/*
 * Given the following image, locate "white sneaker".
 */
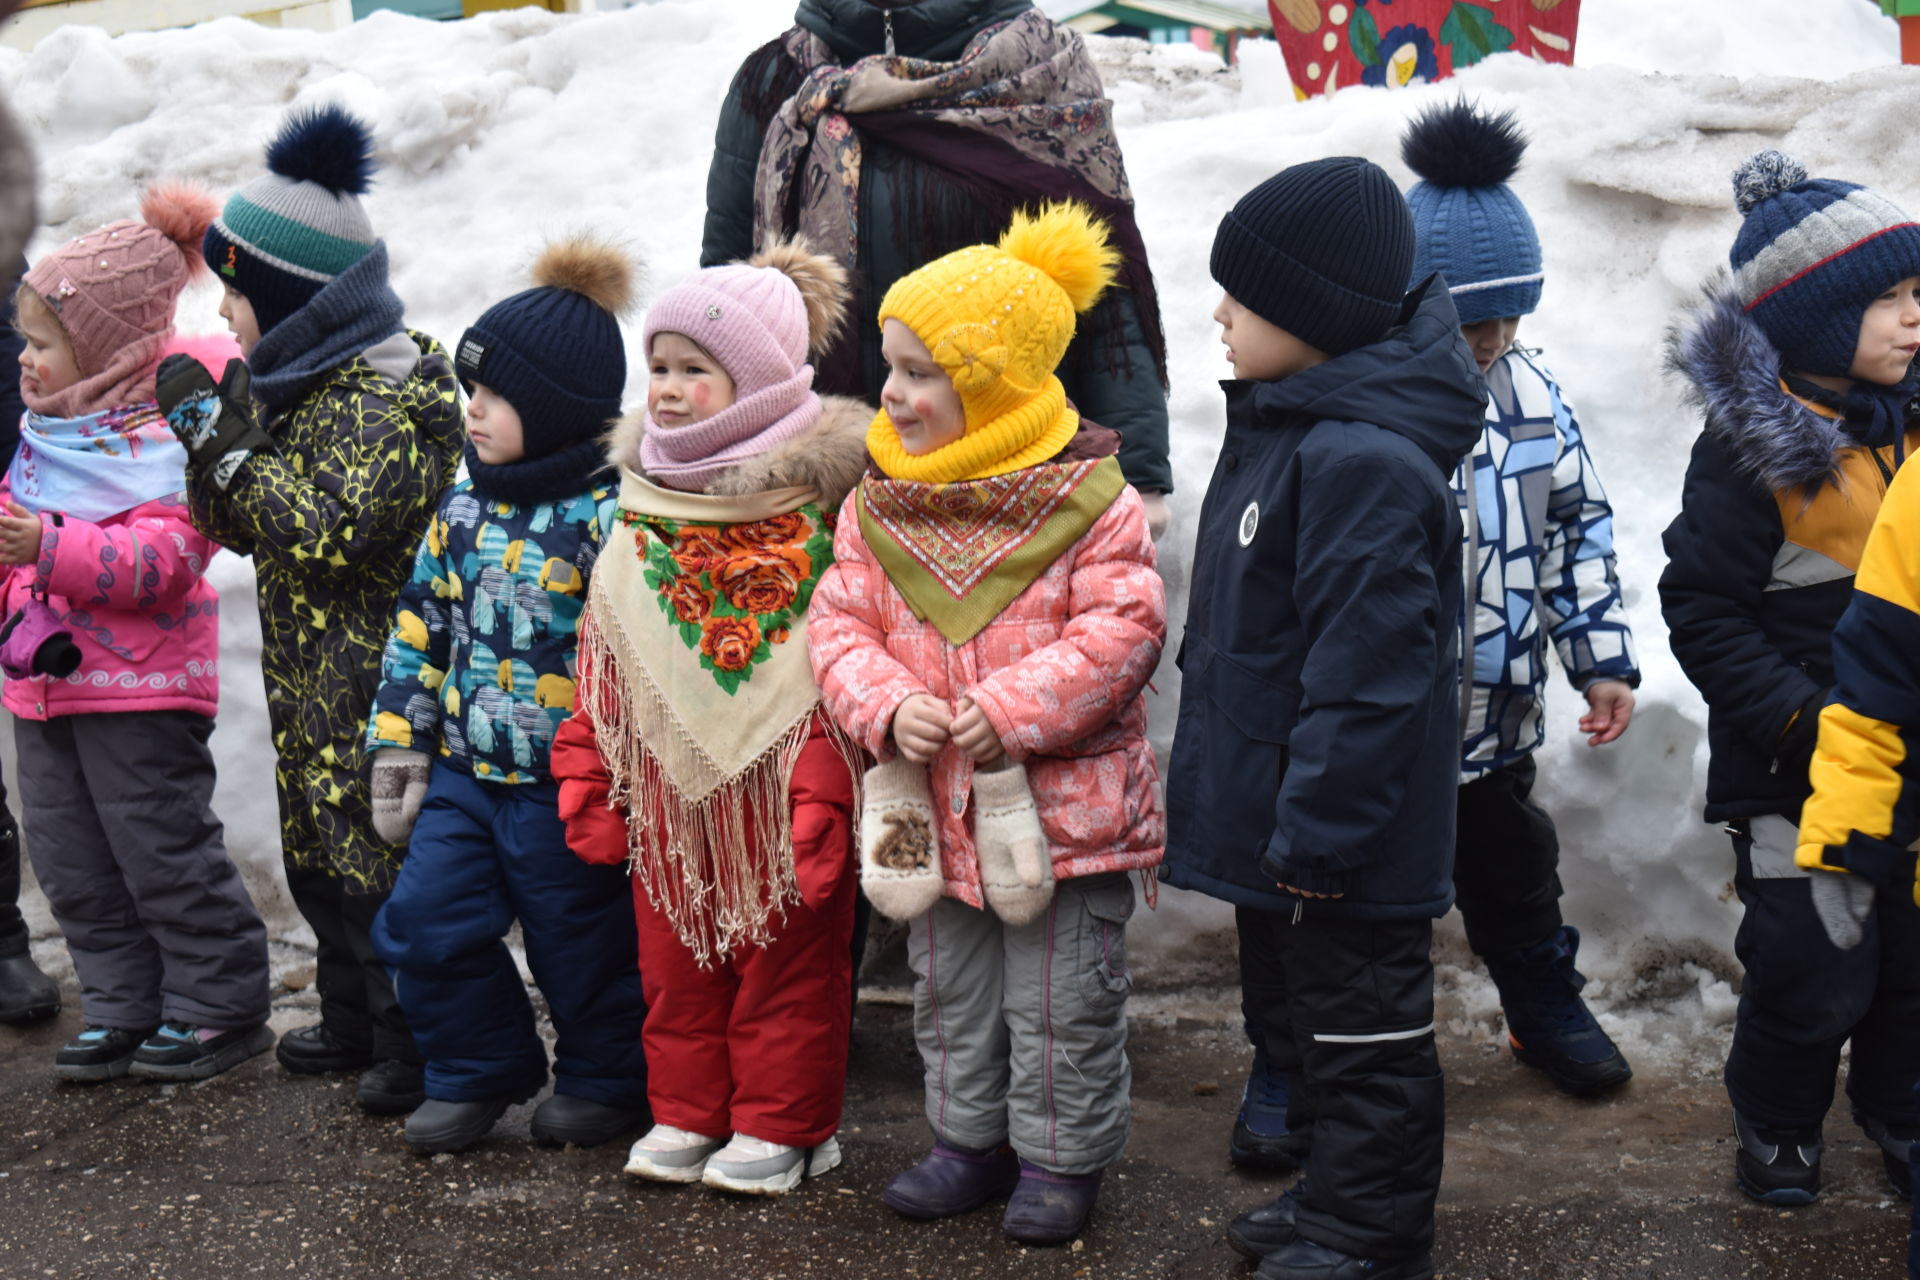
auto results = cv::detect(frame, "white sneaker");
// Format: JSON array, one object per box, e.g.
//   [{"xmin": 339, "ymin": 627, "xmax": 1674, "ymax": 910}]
[
  {"xmin": 701, "ymin": 1133, "xmax": 843, "ymax": 1195},
  {"xmin": 624, "ymin": 1124, "xmax": 728, "ymax": 1183}
]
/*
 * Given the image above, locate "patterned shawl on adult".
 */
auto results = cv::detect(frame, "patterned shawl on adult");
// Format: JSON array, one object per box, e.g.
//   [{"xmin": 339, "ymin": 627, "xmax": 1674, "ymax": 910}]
[{"xmin": 751, "ymin": 10, "xmax": 1167, "ymax": 393}]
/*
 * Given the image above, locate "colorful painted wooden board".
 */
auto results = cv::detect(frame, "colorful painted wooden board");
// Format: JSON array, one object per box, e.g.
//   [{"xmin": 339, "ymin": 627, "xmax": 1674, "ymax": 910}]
[{"xmin": 1266, "ymin": 0, "xmax": 1581, "ymax": 97}]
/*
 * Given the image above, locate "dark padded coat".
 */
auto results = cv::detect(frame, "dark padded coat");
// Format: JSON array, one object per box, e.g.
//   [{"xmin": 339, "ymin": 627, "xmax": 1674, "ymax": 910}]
[
  {"xmin": 1162, "ymin": 281, "xmax": 1485, "ymax": 919},
  {"xmin": 699, "ymin": 0, "xmax": 1172, "ymax": 495}
]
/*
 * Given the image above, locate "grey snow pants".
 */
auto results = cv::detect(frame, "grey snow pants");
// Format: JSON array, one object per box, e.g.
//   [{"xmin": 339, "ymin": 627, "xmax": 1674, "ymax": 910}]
[
  {"xmin": 16, "ymin": 711, "xmax": 270, "ymax": 1030},
  {"xmin": 906, "ymin": 871, "xmax": 1135, "ymax": 1176}
]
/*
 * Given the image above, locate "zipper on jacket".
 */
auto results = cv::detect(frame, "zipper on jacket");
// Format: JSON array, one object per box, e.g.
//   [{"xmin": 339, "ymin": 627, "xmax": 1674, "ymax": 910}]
[
  {"xmin": 1291, "ymin": 896, "xmax": 1303, "ymax": 925},
  {"xmin": 882, "ymin": 5, "xmax": 896, "ymax": 55}
]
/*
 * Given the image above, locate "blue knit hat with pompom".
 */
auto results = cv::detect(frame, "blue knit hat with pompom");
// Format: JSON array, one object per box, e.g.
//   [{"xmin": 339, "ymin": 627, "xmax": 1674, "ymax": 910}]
[
  {"xmin": 1402, "ymin": 97, "xmax": 1541, "ymax": 326},
  {"xmin": 204, "ymin": 105, "xmax": 380, "ymax": 337},
  {"xmin": 1729, "ymin": 150, "xmax": 1920, "ymax": 377}
]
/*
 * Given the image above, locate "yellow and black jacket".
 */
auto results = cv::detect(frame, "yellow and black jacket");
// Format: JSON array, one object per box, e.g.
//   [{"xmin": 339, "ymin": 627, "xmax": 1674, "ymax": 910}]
[
  {"xmin": 1797, "ymin": 455, "xmax": 1920, "ymax": 900},
  {"xmin": 1661, "ymin": 284, "xmax": 1917, "ymax": 824}
]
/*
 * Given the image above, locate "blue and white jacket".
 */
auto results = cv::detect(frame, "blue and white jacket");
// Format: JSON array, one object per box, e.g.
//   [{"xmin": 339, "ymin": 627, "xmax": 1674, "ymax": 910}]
[{"xmin": 1458, "ymin": 348, "xmax": 1638, "ymax": 779}]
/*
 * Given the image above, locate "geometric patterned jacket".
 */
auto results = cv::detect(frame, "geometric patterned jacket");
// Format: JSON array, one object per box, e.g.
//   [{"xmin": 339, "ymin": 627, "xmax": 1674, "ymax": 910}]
[{"xmin": 1458, "ymin": 347, "xmax": 1639, "ymax": 779}]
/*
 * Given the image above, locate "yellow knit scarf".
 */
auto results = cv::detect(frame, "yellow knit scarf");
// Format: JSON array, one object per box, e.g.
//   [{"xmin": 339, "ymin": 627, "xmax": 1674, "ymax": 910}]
[{"xmin": 865, "ymin": 376, "xmax": 1081, "ymax": 484}]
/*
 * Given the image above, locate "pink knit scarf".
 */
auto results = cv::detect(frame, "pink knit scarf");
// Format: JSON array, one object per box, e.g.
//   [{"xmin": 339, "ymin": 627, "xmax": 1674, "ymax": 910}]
[{"xmin": 638, "ymin": 366, "xmax": 824, "ymax": 492}]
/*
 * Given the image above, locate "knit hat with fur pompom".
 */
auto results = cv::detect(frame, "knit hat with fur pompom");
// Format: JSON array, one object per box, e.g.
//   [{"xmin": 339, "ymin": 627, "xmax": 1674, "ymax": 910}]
[
  {"xmin": 23, "ymin": 181, "xmax": 216, "ymax": 417},
  {"xmin": 871, "ymin": 201, "xmax": 1120, "ymax": 484},
  {"xmin": 1402, "ymin": 97, "xmax": 1542, "ymax": 325},
  {"xmin": 1729, "ymin": 149, "xmax": 1920, "ymax": 377},
  {"xmin": 457, "ymin": 236, "xmax": 637, "ymax": 461},
  {"xmin": 639, "ymin": 239, "xmax": 849, "ymax": 492}
]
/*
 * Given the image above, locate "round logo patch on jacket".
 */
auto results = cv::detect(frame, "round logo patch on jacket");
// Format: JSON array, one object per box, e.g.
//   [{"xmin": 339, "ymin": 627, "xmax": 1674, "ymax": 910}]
[{"xmin": 1238, "ymin": 501, "xmax": 1259, "ymax": 547}]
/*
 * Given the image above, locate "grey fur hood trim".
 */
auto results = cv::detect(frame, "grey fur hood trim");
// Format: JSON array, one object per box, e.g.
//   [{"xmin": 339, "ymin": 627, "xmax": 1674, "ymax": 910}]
[
  {"xmin": 1666, "ymin": 275, "xmax": 1874, "ymax": 495},
  {"xmin": 604, "ymin": 394, "xmax": 872, "ymax": 510}
]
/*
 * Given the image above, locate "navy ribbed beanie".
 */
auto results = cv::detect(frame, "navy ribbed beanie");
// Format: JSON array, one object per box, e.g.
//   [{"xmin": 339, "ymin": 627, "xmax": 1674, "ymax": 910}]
[
  {"xmin": 456, "ymin": 238, "xmax": 635, "ymax": 459},
  {"xmin": 1730, "ymin": 150, "xmax": 1920, "ymax": 377},
  {"xmin": 1210, "ymin": 157, "xmax": 1415, "ymax": 357}
]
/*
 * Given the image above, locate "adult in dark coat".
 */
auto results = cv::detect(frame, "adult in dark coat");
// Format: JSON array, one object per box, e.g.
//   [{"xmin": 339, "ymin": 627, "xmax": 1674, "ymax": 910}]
[{"xmin": 700, "ymin": 0, "xmax": 1174, "ymax": 525}]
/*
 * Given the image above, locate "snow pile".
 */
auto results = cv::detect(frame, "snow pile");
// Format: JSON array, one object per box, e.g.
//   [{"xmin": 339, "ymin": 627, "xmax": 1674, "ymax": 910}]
[{"xmin": 1, "ymin": 0, "xmax": 1913, "ymax": 1060}]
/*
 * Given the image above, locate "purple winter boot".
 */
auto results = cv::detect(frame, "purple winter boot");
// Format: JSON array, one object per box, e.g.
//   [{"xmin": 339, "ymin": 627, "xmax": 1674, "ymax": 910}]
[
  {"xmin": 1001, "ymin": 1158, "xmax": 1102, "ymax": 1245},
  {"xmin": 881, "ymin": 1142, "xmax": 1021, "ymax": 1219}
]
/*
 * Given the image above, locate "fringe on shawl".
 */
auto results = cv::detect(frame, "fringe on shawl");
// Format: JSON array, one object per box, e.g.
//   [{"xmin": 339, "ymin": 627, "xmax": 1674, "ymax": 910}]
[{"xmin": 579, "ymin": 581, "xmax": 864, "ymax": 969}]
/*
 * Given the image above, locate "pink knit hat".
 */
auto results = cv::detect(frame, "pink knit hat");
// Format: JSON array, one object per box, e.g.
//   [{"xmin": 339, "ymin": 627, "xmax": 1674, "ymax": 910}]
[
  {"xmin": 22, "ymin": 183, "xmax": 216, "ymax": 418},
  {"xmin": 639, "ymin": 241, "xmax": 848, "ymax": 491}
]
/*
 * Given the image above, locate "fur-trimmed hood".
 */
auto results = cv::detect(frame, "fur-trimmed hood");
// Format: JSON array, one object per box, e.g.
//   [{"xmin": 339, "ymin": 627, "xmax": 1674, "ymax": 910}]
[
  {"xmin": 604, "ymin": 393, "xmax": 872, "ymax": 510},
  {"xmin": 1667, "ymin": 276, "xmax": 1901, "ymax": 494}
]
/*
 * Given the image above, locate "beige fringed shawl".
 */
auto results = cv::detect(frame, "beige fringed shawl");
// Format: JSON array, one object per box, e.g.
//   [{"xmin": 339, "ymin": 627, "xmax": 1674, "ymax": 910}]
[{"xmin": 579, "ymin": 467, "xmax": 858, "ymax": 965}]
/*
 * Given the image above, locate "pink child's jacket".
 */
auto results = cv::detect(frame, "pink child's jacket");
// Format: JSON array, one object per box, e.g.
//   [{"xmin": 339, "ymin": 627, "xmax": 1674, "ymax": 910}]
[{"xmin": 808, "ymin": 481, "xmax": 1168, "ymax": 910}]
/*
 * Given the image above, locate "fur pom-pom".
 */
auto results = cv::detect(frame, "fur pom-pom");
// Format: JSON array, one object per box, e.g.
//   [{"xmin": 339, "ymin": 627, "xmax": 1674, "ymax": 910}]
[
  {"xmin": 265, "ymin": 104, "xmax": 376, "ymax": 195},
  {"xmin": 533, "ymin": 237, "xmax": 638, "ymax": 316},
  {"xmin": 1401, "ymin": 97, "xmax": 1526, "ymax": 189},
  {"xmin": 998, "ymin": 201, "xmax": 1120, "ymax": 315},
  {"xmin": 139, "ymin": 182, "xmax": 217, "ymax": 273},
  {"xmin": 749, "ymin": 237, "xmax": 848, "ymax": 357},
  {"xmin": 1733, "ymin": 150, "xmax": 1808, "ymax": 215}
]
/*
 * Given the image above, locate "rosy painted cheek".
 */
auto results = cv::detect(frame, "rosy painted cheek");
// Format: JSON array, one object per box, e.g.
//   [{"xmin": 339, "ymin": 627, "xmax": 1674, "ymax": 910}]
[
  {"xmin": 692, "ymin": 384, "xmax": 711, "ymax": 410},
  {"xmin": 911, "ymin": 397, "xmax": 932, "ymax": 419}
]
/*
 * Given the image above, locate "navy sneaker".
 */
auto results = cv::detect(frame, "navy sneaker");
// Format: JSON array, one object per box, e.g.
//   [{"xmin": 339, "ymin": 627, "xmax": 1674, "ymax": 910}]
[
  {"xmin": 55, "ymin": 1025, "xmax": 155, "ymax": 1083},
  {"xmin": 1484, "ymin": 926, "xmax": 1632, "ymax": 1096},
  {"xmin": 1254, "ymin": 1238, "xmax": 1434, "ymax": 1280},
  {"xmin": 128, "ymin": 1023, "xmax": 275, "ymax": 1082},
  {"xmin": 882, "ymin": 1143, "xmax": 1020, "ymax": 1219},
  {"xmin": 1853, "ymin": 1108, "xmax": 1914, "ymax": 1199},
  {"xmin": 1228, "ymin": 1179, "xmax": 1307, "ymax": 1259},
  {"xmin": 1733, "ymin": 1110, "xmax": 1821, "ymax": 1206},
  {"xmin": 1231, "ymin": 1045, "xmax": 1304, "ymax": 1170}
]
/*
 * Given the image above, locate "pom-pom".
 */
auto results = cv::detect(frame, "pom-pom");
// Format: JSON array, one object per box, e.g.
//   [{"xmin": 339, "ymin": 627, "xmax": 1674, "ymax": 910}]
[
  {"xmin": 749, "ymin": 237, "xmax": 849, "ymax": 357},
  {"xmin": 1401, "ymin": 97, "xmax": 1526, "ymax": 190},
  {"xmin": 531, "ymin": 237, "xmax": 638, "ymax": 317},
  {"xmin": 998, "ymin": 201, "xmax": 1120, "ymax": 315},
  {"xmin": 1733, "ymin": 150, "xmax": 1809, "ymax": 215},
  {"xmin": 139, "ymin": 182, "xmax": 217, "ymax": 274},
  {"xmin": 265, "ymin": 104, "xmax": 377, "ymax": 196}
]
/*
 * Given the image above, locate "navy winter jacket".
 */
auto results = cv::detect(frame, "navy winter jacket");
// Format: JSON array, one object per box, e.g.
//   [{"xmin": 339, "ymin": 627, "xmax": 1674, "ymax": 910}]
[{"xmin": 1162, "ymin": 281, "xmax": 1486, "ymax": 919}]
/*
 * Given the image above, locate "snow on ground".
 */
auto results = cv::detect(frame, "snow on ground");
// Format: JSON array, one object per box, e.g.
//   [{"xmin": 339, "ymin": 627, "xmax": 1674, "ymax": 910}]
[{"xmin": 0, "ymin": 0, "xmax": 1910, "ymax": 1069}]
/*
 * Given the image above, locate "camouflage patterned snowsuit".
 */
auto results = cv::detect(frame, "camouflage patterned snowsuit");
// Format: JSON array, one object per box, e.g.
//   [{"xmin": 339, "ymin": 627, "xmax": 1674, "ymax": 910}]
[{"xmin": 188, "ymin": 331, "xmax": 463, "ymax": 893}]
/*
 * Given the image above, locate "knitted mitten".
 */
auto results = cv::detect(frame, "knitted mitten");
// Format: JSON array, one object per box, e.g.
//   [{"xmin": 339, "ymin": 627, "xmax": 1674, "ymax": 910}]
[
  {"xmin": 860, "ymin": 759, "xmax": 944, "ymax": 921},
  {"xmin": 369, "ymin": 748, "xmax": 432, "ymax": 847},
  {"xmin": 973, "ymin": 759, "xmax": 1053, "ymax": 926}
]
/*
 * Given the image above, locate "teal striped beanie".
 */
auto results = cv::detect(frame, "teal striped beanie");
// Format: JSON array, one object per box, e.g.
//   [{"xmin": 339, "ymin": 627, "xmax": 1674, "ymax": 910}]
[{"xmin": 204, "ymin": 105, "xmax": 378, "ymax": 336}]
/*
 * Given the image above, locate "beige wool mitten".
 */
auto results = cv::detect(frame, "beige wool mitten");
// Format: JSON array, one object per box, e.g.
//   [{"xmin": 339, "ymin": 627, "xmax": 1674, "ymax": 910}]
[
  {"xmin": 972, "ymin": 759, "xmax": 1053, "ymax": 926},
  {"xmin": 860, "ymin": 759, "xmax": 944, "ymax": 921}
]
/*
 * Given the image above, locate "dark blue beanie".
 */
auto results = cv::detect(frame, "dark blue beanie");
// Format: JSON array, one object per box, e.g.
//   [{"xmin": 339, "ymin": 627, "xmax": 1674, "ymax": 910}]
[
  {"xmin": 1402, "ymin": 99, "xmax": 1542, "ymax": 326},
  {"xmin": 1210, "ymin": 157, "xmax": 1415, "ymax": 357},
  {"xmin": 1730, "ymin": 151, "xmax": 1920, "ymax": 378},
  {"xmin": 455, "ymin": 239, "xmax": 634, "ymax": 459}
]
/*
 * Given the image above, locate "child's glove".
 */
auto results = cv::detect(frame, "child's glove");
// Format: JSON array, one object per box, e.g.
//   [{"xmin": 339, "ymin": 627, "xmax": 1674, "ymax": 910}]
[
  {"xmin": 156, "ymin": 355, "xmax": 273, "ymax": 492},
  {"xmin": 859, "ymin": 759, "xmax": 943, "ymax": 921},
  {"xmin": 972, "ymin": 759, "xmax": 1052, "ymax": 925},
  {"xmin": 1807, "ymin": 867, "xmax": 1874, "ymax": 950},
  {"xmin": 369, "ymin": 748, "xmax": 432, "ymax": 847}
]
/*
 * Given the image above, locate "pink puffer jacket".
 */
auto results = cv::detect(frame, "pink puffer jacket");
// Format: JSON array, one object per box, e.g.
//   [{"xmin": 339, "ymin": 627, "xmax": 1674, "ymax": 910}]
[
  {"xmin": 809, "ymin": 482, "xmax": 1167, "ymax": 909},
  {"xmin": 0, "ymin": 488, "xmax": 219, "ymax": 721}
]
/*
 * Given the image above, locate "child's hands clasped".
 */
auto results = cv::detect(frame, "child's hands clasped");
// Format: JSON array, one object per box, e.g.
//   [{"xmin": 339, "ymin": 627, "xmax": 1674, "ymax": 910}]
[
  {"xmin": 892, "ymin": 694, "xmax": 953, "ymax": 764},
  {"xmin": 0, "ymin": 502, "xmax": 43, "ymax": 566},
  {"xmin": 951, "ymin": 696, "xmax": 1005, "ymax": 765}
]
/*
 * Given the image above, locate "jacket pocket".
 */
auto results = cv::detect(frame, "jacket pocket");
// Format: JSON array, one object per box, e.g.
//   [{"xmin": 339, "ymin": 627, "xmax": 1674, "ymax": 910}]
[{"xmin": 1075, "ymin": 874, "xmax": 1135, "ymax": 1013}]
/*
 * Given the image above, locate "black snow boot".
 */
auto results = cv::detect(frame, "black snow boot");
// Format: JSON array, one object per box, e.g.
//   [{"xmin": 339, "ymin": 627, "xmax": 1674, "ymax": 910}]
[{"xmin": 1483, "ymin": 925, "xmax": 1631, "ymax": 1096}]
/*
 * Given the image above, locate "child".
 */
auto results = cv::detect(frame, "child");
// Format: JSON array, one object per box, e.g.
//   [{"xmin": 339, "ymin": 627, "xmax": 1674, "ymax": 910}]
[
  {"xmin": 1, "ymin": 184, "xmax": 272, "ymax": 1080},
  {"xmin": 157, "ymin": 105, "xmax": 463, "ymax": 1114},
  {"xmin": 1793, "ymin": 457, "xmax": 1920, "ymax": 1272},
  {"xmin": 1662, "ymin": 150, "xmax": 1920, "ymax": 1206},
  {"xmin": 1161, "ymin": 157, "xmax": 1486, "ymax": 1280},
  {"xmin": 1406, "ymin": 99, "xmax": 1639, "ymax": 1094},
  {"xmin": 365, "ymin": 238, "xmax": 649, "ymax": 1156},
  {"xmin": 808, "ymin": 203, "xmax": 1166, "ymax": 1245},
  {"xmin": 552, "ymin": 242, "xmax": 869, "ymax": 1193}
]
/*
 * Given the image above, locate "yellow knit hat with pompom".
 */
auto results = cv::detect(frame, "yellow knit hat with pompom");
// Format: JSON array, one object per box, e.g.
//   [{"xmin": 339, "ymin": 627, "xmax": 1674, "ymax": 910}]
[{"xmin": 869, "ymin": 202, "xmax": 1121, "ymax": 483}]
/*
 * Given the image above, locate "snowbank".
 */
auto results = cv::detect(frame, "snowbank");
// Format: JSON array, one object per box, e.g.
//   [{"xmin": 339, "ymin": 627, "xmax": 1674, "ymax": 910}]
[{"xmin": 0, "ymin": 0, "xmax": 1910, "ymax": 1063}]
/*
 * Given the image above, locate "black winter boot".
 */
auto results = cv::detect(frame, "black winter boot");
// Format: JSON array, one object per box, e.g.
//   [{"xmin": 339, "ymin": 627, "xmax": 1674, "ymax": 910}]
[
  {"xmin": 0, "ymin": 952, "xmax": 59, "ymax": 1022},
  {"xmin": 1483, "ymin": 925, "xmax": 1631, "ymax": 1096},
  {"xmin": 1733, "ymin": 1110, "xmax": 1821, "ymax": 1206},
  {"xmin": 1254, "ymin": 1238, "xmax": 1434, "ymax": 1280}
]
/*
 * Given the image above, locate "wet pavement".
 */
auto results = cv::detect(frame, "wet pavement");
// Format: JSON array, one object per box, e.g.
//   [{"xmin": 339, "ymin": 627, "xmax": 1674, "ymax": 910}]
[{"xmin": 0, "ymin": 975, "xmax": 1907, "ymax": 1280}]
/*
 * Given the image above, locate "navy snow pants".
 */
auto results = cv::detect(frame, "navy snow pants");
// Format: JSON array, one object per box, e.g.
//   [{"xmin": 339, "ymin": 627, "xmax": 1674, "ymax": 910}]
[{"xmin": 373, "ymin": 764, "xmax": 647, "ymax": 1108}]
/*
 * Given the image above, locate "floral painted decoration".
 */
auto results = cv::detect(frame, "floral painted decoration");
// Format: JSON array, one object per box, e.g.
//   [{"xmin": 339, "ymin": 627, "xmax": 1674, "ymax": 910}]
[
  {"xmin": 1269, "ymin": 0, "xmax": 1578, "ymax": 98},
  {"xmin": 623, "ymin": 504, "xmax": 835, "ymax": 694}
]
